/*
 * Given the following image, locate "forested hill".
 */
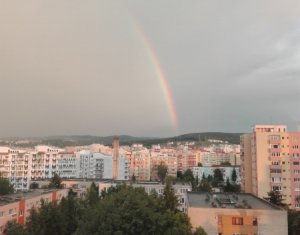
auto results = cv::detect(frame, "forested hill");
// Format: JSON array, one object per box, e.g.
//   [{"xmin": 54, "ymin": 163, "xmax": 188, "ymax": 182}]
[
  {"xmin": 0, "ymin": 132, "xmax": 242, "ymax": 148},
  {"xmin": 40, "ymin": 132, "xmax": 242, "ymax": 147}
]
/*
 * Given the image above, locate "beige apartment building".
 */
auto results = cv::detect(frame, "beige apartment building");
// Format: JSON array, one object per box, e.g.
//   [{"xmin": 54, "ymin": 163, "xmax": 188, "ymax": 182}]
[
  {"xmin": 0, "ymin": 189, "xmax": 68, "ymax": 234},
  {"xmin": 241, "ymin": 125, "xmax": 300, "ymax": 210},
  {"xmin": 187, "ymin": 192, "xmax": 288, "ymax": 235}
]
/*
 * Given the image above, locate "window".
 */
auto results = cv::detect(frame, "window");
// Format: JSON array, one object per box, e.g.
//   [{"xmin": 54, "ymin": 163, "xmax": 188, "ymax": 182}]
[
  {"xmin": 19, "ymin": 210, "xmax": 23, "ymax": 216},
  {"xmin": 294, "ymin": 170, "xmax": 300, "ymax": 174},
  {"xmin": 272, "ymin": 177, "xmax": 281, "ymax": 183},
  {"xmin": 253, "ymin": 217, "xmax": 258, "ymax": 226},
  {"xmin": 0, "ymin": 211, "xmax": 4, "ymax": 217},
  {"xmin": 294, "ymin": 178, "xmax": 300, "ymax": 182},
  {"xmin": 294, "ymin": 162, "xmax": 300, "ymax": 165},
  {"xmin": 272, "ymin": 186, "xmax": 282, "ymax": 191},
  {"xmin": 270, "ymin": 169, "xmax": 281, "ymax": 174},
  {"xmin": 232, "ymin": 217, "xmax": 243, "ymax": 225},
  {"xmin": 9, "ymin": 209, "xmax": 13, "ymax": 215}
]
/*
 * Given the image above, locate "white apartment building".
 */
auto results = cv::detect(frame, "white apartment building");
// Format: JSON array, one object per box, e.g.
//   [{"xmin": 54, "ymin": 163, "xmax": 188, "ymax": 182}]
[
  {"xmin": 77, "ymin": 151, "xmax": 129, "ymax": 180},
  {"xmin": 0, "ymin": 145, "xmax": 129, "ymax": 191}
]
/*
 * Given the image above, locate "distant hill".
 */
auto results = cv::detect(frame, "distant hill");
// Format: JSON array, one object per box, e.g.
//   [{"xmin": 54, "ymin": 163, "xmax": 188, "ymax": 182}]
[
  {"xmin": 0, "ymin": 132, "xmax": 242, "ymax": 148},
  {"xmin": 39, "ymin": 132, "xmax": 241, "ymax": 147}
]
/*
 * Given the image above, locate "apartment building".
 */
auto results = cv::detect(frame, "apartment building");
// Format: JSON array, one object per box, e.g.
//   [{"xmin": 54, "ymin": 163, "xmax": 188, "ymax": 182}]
[
  {"xmin": 0, "ymin": 145, "xmax": 129, "ymax": 191},
  {"xmin": 0, "ymin": 189, "xmax": 68, "ymax": 235},
  {"xmin": 187, "ymin": 192, "xmax": 288, "ymax": 235},
  {"xmin": 150, "ymin": 147, "xmax": 177, "ymax": 180},
  {"xmin": 123, "ymin": 146, "xmax": 151, "ymax": 181},
  {"xmin": 57, "ymin": 152, "xmax": 78, "ymax": 178},
  {"xmin": 0, "ymin": 147, "xmax": 32, "ymax": 191},
  {"xmin": 76, "ymin": 151, "xmax": 129, "ymax": 180},
  {"xmin": 240, "ymin": 125, "xmax": 300, "ymax": 210}
]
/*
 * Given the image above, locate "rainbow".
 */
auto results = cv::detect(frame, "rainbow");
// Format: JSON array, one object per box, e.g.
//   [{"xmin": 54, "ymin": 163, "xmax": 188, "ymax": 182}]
[{"xmin": 133, "ymin": 24, "xmax": 179, "ymax": 131}]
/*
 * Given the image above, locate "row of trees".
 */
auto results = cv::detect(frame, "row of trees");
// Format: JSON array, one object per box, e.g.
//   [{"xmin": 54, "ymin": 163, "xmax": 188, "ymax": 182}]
[
  {"xmin": 5, "ymin": 179, "xmax": 207, "ymax": 235},
  {"xmin": 175, "ymin": 168, "xmax": 240, "ymax": 193}
]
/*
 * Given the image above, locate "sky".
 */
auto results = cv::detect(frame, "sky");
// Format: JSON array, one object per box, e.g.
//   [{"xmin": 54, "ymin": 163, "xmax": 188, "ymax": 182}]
[{"xmin": 0, "ymin": 1, "xmax": 300, "ymax": 137}]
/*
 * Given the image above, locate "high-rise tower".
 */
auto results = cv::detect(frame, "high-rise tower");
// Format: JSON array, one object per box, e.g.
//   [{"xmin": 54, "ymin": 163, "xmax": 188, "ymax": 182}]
[{"xmin": 241, "ymin": 125, "xmax": 300, "ymax": 210}]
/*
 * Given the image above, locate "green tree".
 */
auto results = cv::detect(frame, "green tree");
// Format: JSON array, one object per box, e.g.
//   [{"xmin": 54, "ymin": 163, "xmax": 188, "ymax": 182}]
[
  {"xmin": 157, "ymin": 162, "xmax": 168, "ymax": 183},
  {"xmin": 288, "ymin": 209, "xmax": 300, "ymax": 235},
  {"xmin": 4, "ymin": 220, "xmax": 27, "ymax": 235},
  {"xmin": 26, "ymin": 200, "xmax": 66, "ymax": 235},
  {"xmin": 163, "ymin": 178, "xmax": 179, "ymax": 211},
  {"xmin": 26, "ymin": 208, "xmax": 42, "ymax": 235},
  {"xmin": 264, "ymin": 190, "xmax": 286, "ymax": 207},
  {"xmin": 0, "ymin": 178, "xmax": 14, "ymax": 195},
  {"xmin": 193, "ymin": 226, "xmax": 207, "ymax": 235},
  {"xmin": 177, "ymin": 171, "xmax": 184, "ymax": 180},
  {"xmin": 48, "ymin": 173, "xmax": 62, "ymax": 189},
  {"xmin": 198, "ymin": 178, "xmax": 212, "ymax": 192},
  {"xmin": 59, "ymin": 189, "xmax": 81, "ymax": 235},
  {"xmin": 212, "ymin": 168, "xmax": 224, "ymax": 187},
  {"xmin": 231, "ymin": 168, "xmax": 237, "ymax": 183},
  {"xmin": 86, "ymin": 182, "xmax": 99, "ymax": 206},
  {"xmin": 75, "ymin": 185, "xmax": 193, "ymax": 235}
]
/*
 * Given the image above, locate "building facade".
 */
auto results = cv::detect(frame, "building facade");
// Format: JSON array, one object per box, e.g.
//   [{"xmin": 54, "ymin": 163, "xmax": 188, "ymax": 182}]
[
  {"xmin": 187, "ymin": 192, "xmax": 288, "ymax": 235},
  {"xmin": 241, "ymin": 125, "xmax": 300, "ymax": 210},
  {"xmin": 0, "ymin": 189, "xmax": 68, "ymax": 235}
]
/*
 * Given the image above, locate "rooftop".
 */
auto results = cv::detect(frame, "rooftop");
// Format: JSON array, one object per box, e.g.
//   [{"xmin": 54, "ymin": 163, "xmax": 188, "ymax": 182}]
[
  {"xmin": 187, "ymin": 192, "xmax": 282, "ymax": 210},
  {"xmin": 0, "ymin": 189, "xmax": 64, "ymax": 206}
]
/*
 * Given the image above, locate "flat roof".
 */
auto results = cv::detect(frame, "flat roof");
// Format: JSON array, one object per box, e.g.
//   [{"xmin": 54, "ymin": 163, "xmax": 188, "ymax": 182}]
[
  {"xmin": 187, "ymin": 192, "xmax": 282, "ymax": 210},
  {"xmin": 0, "ymin": 189, "xmax": 65, "ymax": 206}
]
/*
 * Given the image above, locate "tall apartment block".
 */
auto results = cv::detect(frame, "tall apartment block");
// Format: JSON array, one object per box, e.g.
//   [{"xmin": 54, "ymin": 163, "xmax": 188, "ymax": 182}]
[{"xmin": 241, "ymin": 125, "xmax": 300, "ymax": 210}]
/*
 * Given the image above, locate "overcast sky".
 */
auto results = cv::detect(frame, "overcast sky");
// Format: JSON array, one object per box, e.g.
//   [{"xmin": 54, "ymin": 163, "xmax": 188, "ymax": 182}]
[{"xmin": 0, "ymin": 1, "xmax": 300, "ymax": 137}]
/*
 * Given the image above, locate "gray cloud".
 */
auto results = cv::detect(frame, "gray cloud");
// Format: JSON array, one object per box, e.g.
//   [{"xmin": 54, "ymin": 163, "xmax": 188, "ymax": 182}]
[{"xmin": 0, "ymin": 0, "xmax": 300, "ymax": 137}]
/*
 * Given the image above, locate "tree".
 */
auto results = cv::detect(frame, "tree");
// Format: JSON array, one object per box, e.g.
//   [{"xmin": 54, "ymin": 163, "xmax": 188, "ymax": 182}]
[
  {"xmin": 131, "ymin": 174, "xmax": 136, "ymax": 183},
  {"xmin": 75, "ymin": 185, "xmax": 193, "ymax": 235},
  {"xmin": 4, "ymin": 220, "xmax": 27, "ymax": 235},
  {"xmin": 163, "ymin": 178, "xmax": 179, "ymax": 211},
  {"xmin": 288, "ymin": 209, "xmax": 300, "ymax": 235},
  {"xmin": 177, "ymin": 171, "xmax": 184, "ymax": 180},
  {"xmin": 198, "ymin": 178, "xmax": 212, "ymax": 192},
  {"xmin": 86, "ymin": 182, "xmax": 99, "ymax": 206},
  {"xmin": 48, "ymin": 173, "xmax": 62, "ymax": 189},
  {"xmin": 30, "ymin": 182, "xmax": 39, "ymax": 189},
  {"xmin": 0, "ymin": 178, "xmax": 14, "ymax": 195},
  {"xmin": 231, "ymin": 168, "xmax": 237, "ymax": 183},
  {"xmin": 183, "ymin": 169, "xmax": 194, "ymax": 183},
  {"xmin": 26, "ymin": 208, "xmax": 42, "ymax": 235},
  {"xmin": 223, "ymin": 178, "xmax": 241, "ymax": 193},
  {"xmin": 212, "ymin": 168, "xmax": 224, "ymax": 187},
  {"xmin": 30, "ymin": 200, "xmax": 66, "ymax": 235},
  {"xmin": 157, "ymin": 162, "xmax": 168, "ymax": 183},
  {"xmin": 264, "ymin": 190, "xmax": 286, "ymax": 207},
  {"xmin": 59, "ymin": 189, "xmax": 81, "ymax": 235},
  {"xmin": 193, "ymin": 226, "xmax": 207, "ymax": 235}
]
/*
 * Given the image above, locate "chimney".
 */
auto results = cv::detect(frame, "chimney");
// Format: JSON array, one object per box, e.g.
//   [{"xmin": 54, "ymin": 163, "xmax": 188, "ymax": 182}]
[{"xmin": 113, "ymin": 137, "xmax": 119, "ymax": 180}]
